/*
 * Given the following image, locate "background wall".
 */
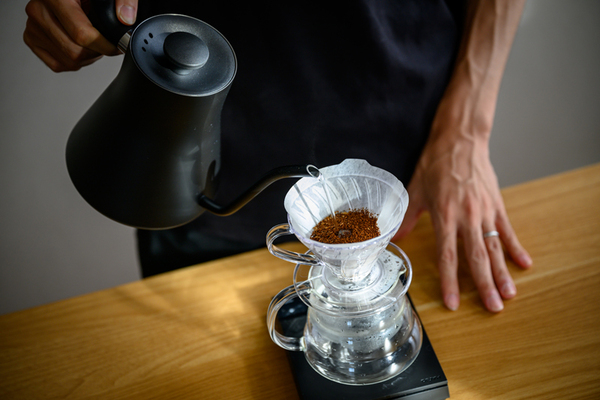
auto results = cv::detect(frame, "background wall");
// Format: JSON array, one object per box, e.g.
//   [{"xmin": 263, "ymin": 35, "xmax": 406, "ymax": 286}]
[{"xmin": 1, "ymin": 0, "xmax": 599, "ymax": 315}]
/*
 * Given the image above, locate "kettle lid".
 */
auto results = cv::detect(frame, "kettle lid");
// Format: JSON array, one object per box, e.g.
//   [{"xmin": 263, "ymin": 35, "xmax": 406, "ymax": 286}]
[{"xmin": 129, "ymin": 14, "xmax": 236, "ymax": 96}]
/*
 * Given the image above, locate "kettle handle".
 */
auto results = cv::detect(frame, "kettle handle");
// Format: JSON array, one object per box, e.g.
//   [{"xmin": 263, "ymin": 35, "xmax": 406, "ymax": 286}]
[{"xmin": 87, "ymin": 0, "xmax": 154, "ymax": 46}]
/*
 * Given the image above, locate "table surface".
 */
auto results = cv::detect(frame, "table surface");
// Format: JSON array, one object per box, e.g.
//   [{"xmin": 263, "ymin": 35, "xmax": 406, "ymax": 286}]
[{"xmin": 1, "ymin": 164, "xmax": 599, "ymax": 400}]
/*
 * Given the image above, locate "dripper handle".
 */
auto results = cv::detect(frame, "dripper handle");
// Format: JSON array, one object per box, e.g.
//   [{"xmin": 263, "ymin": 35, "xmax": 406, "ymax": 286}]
[
  {"xmin": 266, "ymin": 283, "xmax": 310, "ymax": 352},
  {"xmin": 266, "ymin": 224, "xmax": 319, "ymax": 265}
]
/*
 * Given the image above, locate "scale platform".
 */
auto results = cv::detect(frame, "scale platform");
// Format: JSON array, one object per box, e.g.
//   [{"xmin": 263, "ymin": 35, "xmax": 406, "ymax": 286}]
[{"xmin": 277, "ymin": 296, "xmax": 449, "ymax": 400}]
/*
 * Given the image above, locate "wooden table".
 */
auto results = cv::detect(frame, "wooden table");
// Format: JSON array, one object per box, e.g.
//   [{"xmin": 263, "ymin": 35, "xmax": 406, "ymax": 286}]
[{"xmin": 1, "ymin": 164, "xmax": 599, "ymax": 399}]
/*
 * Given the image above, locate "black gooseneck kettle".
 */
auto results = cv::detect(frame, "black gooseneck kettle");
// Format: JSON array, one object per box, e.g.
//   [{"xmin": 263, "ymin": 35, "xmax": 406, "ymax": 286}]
[{"xmin": 66, "ymin": 0, "xmax": 310, "ymax": 229}]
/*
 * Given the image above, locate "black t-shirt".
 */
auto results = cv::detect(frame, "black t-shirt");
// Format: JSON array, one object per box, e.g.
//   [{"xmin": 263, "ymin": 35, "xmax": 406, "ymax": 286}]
[{"xmin": 136, "ymin": 0, "xmax": 464, "ymax": 274}]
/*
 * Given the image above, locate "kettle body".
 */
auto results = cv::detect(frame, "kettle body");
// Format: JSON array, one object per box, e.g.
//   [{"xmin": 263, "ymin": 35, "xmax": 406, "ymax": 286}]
[{"xmin": 66, "ymin": 13, "xmax": 236, "ymax": 229}]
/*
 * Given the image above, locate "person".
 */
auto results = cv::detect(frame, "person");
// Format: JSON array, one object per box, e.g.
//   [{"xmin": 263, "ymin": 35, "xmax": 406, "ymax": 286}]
[{"xmin": 23, "ymin": 0, "xmax": 533, "ymax": 313}]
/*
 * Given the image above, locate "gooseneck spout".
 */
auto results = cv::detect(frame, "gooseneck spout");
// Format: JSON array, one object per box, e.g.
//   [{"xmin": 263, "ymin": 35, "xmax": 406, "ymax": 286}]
[
  {"xmin": 67, "ymin": 1, "xmax": 311, "ymax": 230},
  {"xmin": 197, "ymin": 165, "xmax": 312, "ymax": 216}
]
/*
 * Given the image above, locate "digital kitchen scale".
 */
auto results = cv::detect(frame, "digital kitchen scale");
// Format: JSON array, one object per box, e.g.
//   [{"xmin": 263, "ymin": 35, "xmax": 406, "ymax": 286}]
[{"xmin": 277, "ymin": 296, "xmax": 449, "ymax": 400}]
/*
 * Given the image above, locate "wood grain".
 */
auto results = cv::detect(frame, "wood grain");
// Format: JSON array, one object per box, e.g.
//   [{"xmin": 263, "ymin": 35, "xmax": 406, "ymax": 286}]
[{"xmin": 1, "ymin": 164, "xmax": 599, "ymax": 400}]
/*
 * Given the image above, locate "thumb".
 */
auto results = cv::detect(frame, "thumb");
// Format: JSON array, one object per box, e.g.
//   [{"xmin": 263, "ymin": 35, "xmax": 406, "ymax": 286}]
[{"xmin": 116, "ymin": 0, "xmax": 138, "ymax": 25}]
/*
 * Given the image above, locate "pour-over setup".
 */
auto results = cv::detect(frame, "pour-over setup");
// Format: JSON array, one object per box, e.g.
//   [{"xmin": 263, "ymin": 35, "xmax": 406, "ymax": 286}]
[
  {"xmin": 67, "ymin": 2, "xmax": 447, "ymax": 398},
  {"xmin": 266, "ymin": 160, "xmax": 448, "ymax": 398},
  {"xmin": 267, "ymin": 159, "xmax": 419, "ymax": 383}
]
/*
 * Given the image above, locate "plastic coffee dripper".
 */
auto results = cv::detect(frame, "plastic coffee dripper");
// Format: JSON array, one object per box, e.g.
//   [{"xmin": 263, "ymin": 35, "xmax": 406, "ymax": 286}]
[
  {"xmin": 266, "ymin": 159, "xmax": 422, "ymax": 385},
  {"xmin": 267, "ymin": 158, "xmax": 409, "ymax": 282}
]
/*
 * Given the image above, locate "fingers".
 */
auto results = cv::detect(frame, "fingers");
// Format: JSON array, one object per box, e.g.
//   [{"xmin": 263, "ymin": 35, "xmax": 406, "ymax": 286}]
[
  {"xmin": 473, "ymin": 206, "xmax": 532, "ymax": 311},
  {"xmin": 496, "ymin": 210, "xmax": 533, "ymax": 269},
  {"xmin": 25, "ymin": 3, "xmax": 101, "ymax": 71},
  {"xmin": 50, "ymin": 0, "xmax": 117, "ymax": 55},
  {"xmin": 24, "ymin": 0, "xmax": 119, "ymax": 72},
  {"xmin": 483, "ymin": 229, "xmax": 517, "ymax": 300},
  {"xmin": 464, "ymin": 207, "xmax": 531, "ymax": 312},
  {"xmin": 432, "ymin": 216, "xmax": 461, "ymax": 311},
  {"xmin": 435, "ymin": 218, "xmax": 513, "ymax": 313},
  {"xmin": 24, "ymin": 17, "xmax": 65, "ymax": 72},
  {"xmin": 463, "ymin": 225, "xmax": 505, "ymax": 312},
  {"xmin": 116, "ymin": 0, "xmax": 138, "ymax": 25}
]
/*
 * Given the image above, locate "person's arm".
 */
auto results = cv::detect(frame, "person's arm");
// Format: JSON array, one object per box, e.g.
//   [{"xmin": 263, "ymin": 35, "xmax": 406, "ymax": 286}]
[
  {"xmin": 395, "ymin": 0, "xmax": 532, "ymax": 312},
  {"xmin": 23, "ymin": 0, "xmax": 139, "ymax": 72}
]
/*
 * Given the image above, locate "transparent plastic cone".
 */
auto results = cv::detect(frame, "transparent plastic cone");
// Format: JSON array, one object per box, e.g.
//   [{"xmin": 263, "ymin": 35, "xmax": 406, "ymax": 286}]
[{"xmin": 283, "ymin": 158, "xmax": 408, "ymax": 282}]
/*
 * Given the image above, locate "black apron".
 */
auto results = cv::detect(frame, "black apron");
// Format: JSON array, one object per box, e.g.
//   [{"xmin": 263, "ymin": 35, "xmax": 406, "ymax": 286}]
[{"xmin": 137, "ymin": 0, "xmax": 465, "ymax": 277}]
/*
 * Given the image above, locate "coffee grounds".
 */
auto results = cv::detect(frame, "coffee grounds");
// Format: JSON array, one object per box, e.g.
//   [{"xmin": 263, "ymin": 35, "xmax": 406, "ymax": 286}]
[{"xmin": 310, "ymin": 208, "xmax": 380, "ymax": 244}]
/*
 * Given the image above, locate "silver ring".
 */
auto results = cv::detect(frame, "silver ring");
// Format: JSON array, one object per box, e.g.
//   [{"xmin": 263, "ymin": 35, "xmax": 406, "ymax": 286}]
[{"xmin": 483, "ymin": 230, "xmax": 500, "ymax": 239}]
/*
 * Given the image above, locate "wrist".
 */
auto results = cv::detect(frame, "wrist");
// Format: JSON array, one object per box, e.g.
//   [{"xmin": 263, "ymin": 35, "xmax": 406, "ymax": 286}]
[
  {"xmin": 418, "ymin": 107, "xmax": 491, "ymax": 183},
  {"xmin": 430, "ymin": 67, "xmax": 498, "ymax": 144}
]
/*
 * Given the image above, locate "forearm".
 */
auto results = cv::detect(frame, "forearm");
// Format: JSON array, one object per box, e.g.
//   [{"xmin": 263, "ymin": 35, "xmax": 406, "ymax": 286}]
[
  {"xmin": 429, "ymin": 0, "xmax": 526, "ymax": 145},
  {"xmin": 417, "ymin": 0, "xmax": 525, "ymax": 185}
]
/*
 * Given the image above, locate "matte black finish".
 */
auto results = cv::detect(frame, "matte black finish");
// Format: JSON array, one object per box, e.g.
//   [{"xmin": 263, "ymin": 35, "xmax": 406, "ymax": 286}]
[
  {"xmin": 129, "ymin": 14, "xmax": 236, "ymax": 96},
  {"xmin": 66, "ymin": 58, "xmax": 229, "ymax": 229},
  {"xmin": 197, "ymin": 165, "xmax": 311, "ymax": 216},
  {"xmin": 68, "ymin": 3, "xmax": 309, "ymax": 229},
  {"xmin": 88, "ymin": 0, "xmax": 154, "ymax": 45},
  {"xmin": 277, "ymin": 296, "xmax": 449, "ymax": 400},
  {"xmin": 163, "ymin": 32, "xmax": 209, "ymax": 73}
]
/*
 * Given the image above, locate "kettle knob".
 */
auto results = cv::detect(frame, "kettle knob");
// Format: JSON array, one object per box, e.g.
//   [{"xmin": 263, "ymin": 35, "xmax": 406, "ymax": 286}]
[{"xmin": 163, "ymin": 32, "xmax": 209, "ymax": 75}]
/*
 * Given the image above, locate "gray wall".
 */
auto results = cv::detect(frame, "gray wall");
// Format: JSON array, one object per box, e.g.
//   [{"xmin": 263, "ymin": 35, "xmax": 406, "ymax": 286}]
[
  {"xmin": 1, "ymin": 0, "xmax": 599, "ymax": 315},
  {"xmin": 491, "ymin": 1, "xmax": 600, "ymax": 182}
]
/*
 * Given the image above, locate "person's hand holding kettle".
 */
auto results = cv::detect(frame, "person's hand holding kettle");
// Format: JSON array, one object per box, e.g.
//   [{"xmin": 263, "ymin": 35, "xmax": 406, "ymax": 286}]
[{"xmin": 24, "ymin": 0, "xmax": 139, "ymax": 72}]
